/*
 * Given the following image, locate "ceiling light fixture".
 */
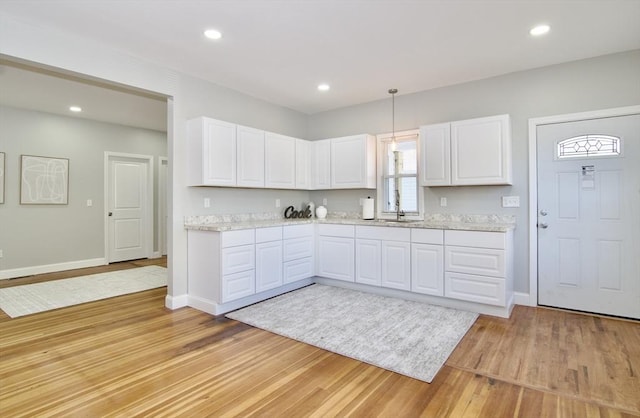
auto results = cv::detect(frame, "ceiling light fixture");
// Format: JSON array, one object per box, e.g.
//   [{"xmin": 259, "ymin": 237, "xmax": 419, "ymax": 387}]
[
  {"xmin": 530, "ymin": 24, "xmax": 550, "ymax": 36},
  {"xmin": 204, "ymin": 29, "xmax": 222, "ymax": 40},
  {"xmin": 69, "ymin": 106, "xmax": 82, "ymax": 112},
  {"xmin": 389, "ymin": 88, "xmax": 398, "ymax": 151},
  {"xmin": 317, "ymin": 83, "xmax": 330, "ymax": 91}
]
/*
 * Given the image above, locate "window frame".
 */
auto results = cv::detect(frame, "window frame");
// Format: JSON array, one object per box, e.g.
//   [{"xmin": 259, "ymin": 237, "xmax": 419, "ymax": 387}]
[{"xmin": 376, "ymin": 129, "xmax": 424, "ymax": 221}]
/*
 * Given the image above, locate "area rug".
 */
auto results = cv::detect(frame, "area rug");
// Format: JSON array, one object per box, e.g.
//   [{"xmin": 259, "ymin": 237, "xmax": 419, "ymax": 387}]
[
  {"xmin": 226, "ymin": 284, "xmax": 478, "ymax": 383},
  {"xmin": 0, "ymin": 265, "xmax": 166, "ymax": 318}
]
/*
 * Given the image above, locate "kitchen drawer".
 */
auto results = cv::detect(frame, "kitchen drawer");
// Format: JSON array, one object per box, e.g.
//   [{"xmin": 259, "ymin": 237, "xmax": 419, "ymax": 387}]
[
  {"xmin": 283, "ymin": 223, "xmax": 314, "ymax": 239},
  {"xmin": 318, "ymin": 223, "xmax": 355, "ymax": 238},
  {"xmin": 411, "ymin": 228, "xmax": 444, "ymax": 245},
  {"xmin": 356, "ymin": 226, "xmax": 410, "ymax": 241},
  {"xmin": 445, "ymin": 246, "xmax": 505, "ymax": 278},
  {"xmin": 222, "ymin": 244, "xmax": 255, "ymax": 275},
  {"xmin": 221, "ymin": 229, "xmax": 255, "ymax": 248},
  {"xmin": 445, "ymin": 272, "xmax": 505, "ymax": 306},
  {"xmin": 283, "ymin": 237, "xmax": 314, "ymax": 261},
  {"xmin": 284, "ymin": 257, "xmax": 314, "ymax": 283},
  {"xmin": 256, "ymin": 226, "xmax": 282, "ymax": 243},
  {"xmin": 221, "ymin": 269, "xmax": 255, "ymax": 303},
  {"xmin": 444, "ymin": 230, "xmax": 505, "ymax": 249}
]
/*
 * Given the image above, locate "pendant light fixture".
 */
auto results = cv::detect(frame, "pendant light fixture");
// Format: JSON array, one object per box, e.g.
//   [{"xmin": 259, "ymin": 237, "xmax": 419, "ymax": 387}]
[{"xmin": 389, "ymin": 88, "xmax": 398, "ymax": 151}]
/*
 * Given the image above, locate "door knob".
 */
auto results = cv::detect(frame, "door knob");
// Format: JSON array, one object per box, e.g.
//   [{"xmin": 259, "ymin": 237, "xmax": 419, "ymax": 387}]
[
  {"xmin": 540, "ymin": 209, "xmax": 548, "ymax": 216},
  {"xmin": 539, "ymin": 222, "xmax": 548, "ymax": 229},
  {"xmin": 108, "ymin": 212, "xmax": 113, "ymax": 217}
]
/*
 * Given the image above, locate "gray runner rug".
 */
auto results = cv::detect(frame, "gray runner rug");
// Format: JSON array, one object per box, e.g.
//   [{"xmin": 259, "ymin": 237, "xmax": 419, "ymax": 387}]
[{"xmin": 227, "ymin": 284, "xmax": 478, "ymax": 383}]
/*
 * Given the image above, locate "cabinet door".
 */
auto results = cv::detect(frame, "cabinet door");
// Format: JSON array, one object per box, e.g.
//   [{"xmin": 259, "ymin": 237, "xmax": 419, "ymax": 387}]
[
  {"xmin": 237, "ymin": 125, "xmax": 265, "ymax": 188},
  {"xmin": 381, "ymin": 241, "xmax": 411, "ymax": 290},
  {"xmin": 221, "ymin": 269, "xmax": 255, "ymax": 303},
  {"xmin": 355, "ymin": 239, "xmax": 381, "ymax": 286},
  {"xmin": 331, "ymin": 135, "xmax": 376, "ymax": 189},
  {"xmin": 222, "ymin": 244, "xmax": 255, "ymax": 275},
  {"xmin": 265, "ymin": 132, "xmax": 296, "ymax": 189},
  {"xmin": 451, "ymin": 114, "xmax": 512, "ymax": 185},
  {"xmin": 256, "ymin": 241, "xmax": 283, "ymax": 293},
  {"xmin": 317, "ymin": 236, "xmax": 354, "ymax": 282},
  {"xmin": 445, "ymin": 246, "xmax": 505, "ymax": 278},
  {"xmin": 284, "ymin": 257, "xmax": 314, "ymax": 284},
  {"xmin": 188, "ymin": 117, "xmax": 236, "ymax": 186},
  {"xmin": 420, "ymin": 123, "xmax": 451, "ymax": 186},
  {"xmin": 445, "ymin": 271, "xmax": 505, "ymax": 306},
  {"xmin": 295, "ymin": 139, "xmax": 311, "ymax": 189},
  {"xmin": 312, "ymin": 139, "xmax": 331, "ymax": 189},
  {"xmin": 283, "ymin": 237, "xmax": 314, "ymax": 262},
  {"xmin": 411, "ymin": 243, "xmax": 444, "ymax": 296}
]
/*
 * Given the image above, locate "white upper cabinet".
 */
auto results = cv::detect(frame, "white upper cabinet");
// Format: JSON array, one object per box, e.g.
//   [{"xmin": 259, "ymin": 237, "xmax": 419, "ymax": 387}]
[
  {"xmin": 237, "ymin": 125, "xmax": 265, "ymax": 188},
  {"xmin": 312, "ymin": 139, "xmax": 331, "ymax": 190},
  {"xmin": 330, "ymin": 134, "xmax": 376, "ymax": 189},
  {"xmin": 187, "ymin": 117, "xmax": 237, "ymax": 186},
  {"xmin": 420, "ymin": 114, "xmax": 512, "ymax": 186},
  {"xmin": 295, "ymin": 139, "xmax": 311, "ymax": 189},
  {"xmin": 265, "ymin": 132, "xmax": 296, "ymax": 189},
  {"xmin": 420, "ymin": 123, "xmax": 451, "ymax": 186},
  {"xmin": 451, "ymin": 114, "xmax": 512, "ymax": 185}
]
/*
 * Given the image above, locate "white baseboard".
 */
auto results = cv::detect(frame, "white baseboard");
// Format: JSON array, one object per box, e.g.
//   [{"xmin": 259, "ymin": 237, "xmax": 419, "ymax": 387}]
[
  {"xmin": 165, "ymin": 294, "xmax": 189, "ymax": 310},
  {"xmin": 513, "ymin": 291, "xmax": 534, "ymax": 306},
  {"xmin": 0, "ymin": 258, "xmax": 107, "ymax": 280}
]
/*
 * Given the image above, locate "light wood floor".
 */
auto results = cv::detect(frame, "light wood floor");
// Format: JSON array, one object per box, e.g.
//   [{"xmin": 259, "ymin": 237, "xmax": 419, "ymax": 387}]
[{"xmin": 1, "ymin": 261, "xmax": 638, "ymax": 417}]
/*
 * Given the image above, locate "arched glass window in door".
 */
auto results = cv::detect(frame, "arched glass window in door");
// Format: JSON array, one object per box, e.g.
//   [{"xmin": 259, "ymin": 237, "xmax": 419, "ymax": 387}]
[{"xmin": 557, "ymin": 135, "xmax": 621, "ymax": 159}]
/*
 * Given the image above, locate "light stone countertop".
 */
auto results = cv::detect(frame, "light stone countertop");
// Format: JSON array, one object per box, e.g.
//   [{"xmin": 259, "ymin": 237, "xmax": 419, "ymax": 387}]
[{"xmin": 184, "ymin": 212, "xmax": 516, "ymax": 233}]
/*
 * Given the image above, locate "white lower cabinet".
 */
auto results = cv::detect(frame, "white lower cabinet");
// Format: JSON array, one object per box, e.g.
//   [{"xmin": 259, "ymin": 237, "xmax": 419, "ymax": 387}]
[
  {"xmin": 411, "ymin": 228, "xmax": 444, "ymax": 296},
  {"xmin": 222, "ymin": 269, "xmax": 255, "ymax": 303},
  {"xmin": 355, "ymin": 239, "xmax": 381, "ymax": 286},
  {"xmin": 255, "ymin": 240, "xmax": 283, "ymax": 293},
  {"xmin": 444, "ymin": 230, "xmax": 513, "ymax": 307},
  {"xmin": 187, "ymin": 225, "xmax": 314, "ymax": 315},
  {"xmin": 317, "ymin": 224, "xmax": 355, "ymax": 282},
  {"xmin": 381, "ymin": 241, "xmax": 411, "ymax": 290},
  {"xmin": 355, "ymin": 226, "xmax": 411, "ymax": 290},
  {"xmin": 188, "ymin": 222, "xmax": 514, "ymax": 317},
  {"xmin": 411, "ymin": 244, "xmax": 444, "ymax": 296},
  {"xmin": 284, "ymin": 257, "xmax": 314, "ymax": 284},
  {"xmin": 283, "ymin": 224, "xmax": 315, "ymax": 283}
]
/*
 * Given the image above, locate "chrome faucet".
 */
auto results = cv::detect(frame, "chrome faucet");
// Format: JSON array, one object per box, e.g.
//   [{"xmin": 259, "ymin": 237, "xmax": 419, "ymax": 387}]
[{"xmin": 395, "ymin": 189, "xmax": 405, "ymax": 221}]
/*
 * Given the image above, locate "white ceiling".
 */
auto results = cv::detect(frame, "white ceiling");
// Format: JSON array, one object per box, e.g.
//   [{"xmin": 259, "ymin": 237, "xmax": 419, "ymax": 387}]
[{"xmin": 0, "ymin": 0, "xmax": 639, "ymax": 125}]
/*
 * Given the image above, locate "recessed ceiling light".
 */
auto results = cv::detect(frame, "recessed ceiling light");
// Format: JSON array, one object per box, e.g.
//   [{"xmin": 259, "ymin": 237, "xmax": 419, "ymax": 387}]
[
  {"xmin": 204, "ymin": 29, "xmax": 222, "ymax": 40},
  {"xmin": 317, "ymin": 83, "xmax": 330, "ymax": 92},
  {"xmin": 530, "ymin": 24, "xmax": 550, "ymax": 36},
  {"xmin": 69, "ymin": 106, "xmax": 82, "ymax": 112}
]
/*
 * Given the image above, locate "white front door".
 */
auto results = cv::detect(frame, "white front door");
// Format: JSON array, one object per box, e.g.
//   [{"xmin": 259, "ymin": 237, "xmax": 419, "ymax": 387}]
[
  {"xmin": 108, "ymin": 155, "xmax": 151, "ymax": 263},
  {"xmin": 537, "ymin": 114, "xmax": 640, "ymax": 319}
]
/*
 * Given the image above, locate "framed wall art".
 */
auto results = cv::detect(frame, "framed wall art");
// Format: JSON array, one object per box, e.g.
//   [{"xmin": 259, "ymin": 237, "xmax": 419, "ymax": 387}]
[
  {"xmin": 0, "ymin": 152, "xmax": 4, "ymax": 204},
  {"xmin": 20, "ymin": 154, "xmax": 69, "ymax": 205}
]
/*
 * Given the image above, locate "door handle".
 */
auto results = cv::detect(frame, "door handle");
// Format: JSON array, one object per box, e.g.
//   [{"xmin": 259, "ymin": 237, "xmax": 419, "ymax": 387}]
[
  {"xmin": 108, "ymin": 212, "xmax": 113, "ymax": 217},
  {"xmin": 540, "ymin": 209, "xmax": 548, "ymax": 216},
  {"xmin": 539, "ymin": 222, "xmax": 548, "ymax": 229}
]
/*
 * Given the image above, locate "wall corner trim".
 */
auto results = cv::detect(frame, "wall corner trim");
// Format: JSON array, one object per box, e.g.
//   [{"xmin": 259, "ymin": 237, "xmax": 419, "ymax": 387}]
[
  {"xmin": 513, "ymin": 292, "xmax": 533, "ymax": 307},
  {"xmin": 165, "ymin": 294, "xmax": 189, "ymax": 310}
]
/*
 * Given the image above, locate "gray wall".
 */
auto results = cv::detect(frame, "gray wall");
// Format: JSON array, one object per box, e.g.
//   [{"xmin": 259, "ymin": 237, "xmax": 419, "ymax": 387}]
[
  {"xmin": 0, "ymin": 105, "xmax": 167, "ymax": 270},
  {"xmin": 307, "ymin": 50, "xmax": 640, "ymax": 294}
]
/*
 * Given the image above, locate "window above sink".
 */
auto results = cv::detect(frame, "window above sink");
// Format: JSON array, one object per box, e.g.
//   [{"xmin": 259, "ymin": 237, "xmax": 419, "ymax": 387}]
[{"xmin": 376, "ymin": 129, "xmax": 424, "ymax": 221}]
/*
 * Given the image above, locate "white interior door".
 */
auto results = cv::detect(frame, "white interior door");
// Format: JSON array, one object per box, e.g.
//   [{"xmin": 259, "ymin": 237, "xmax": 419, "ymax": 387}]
[
  {"xmin": 108, "ymin": 155, "xmax": 152, "ymax": 263},
  {"xmin": 537, "ymin": 114, "xmax": 640, "ymax": 319}
]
